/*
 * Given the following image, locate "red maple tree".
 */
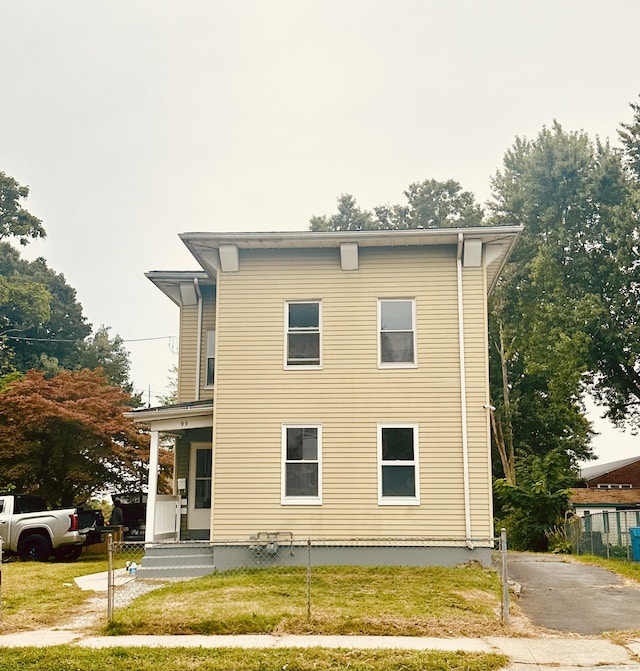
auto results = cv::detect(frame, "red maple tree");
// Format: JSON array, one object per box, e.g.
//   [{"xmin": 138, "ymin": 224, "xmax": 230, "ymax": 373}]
[{"xmin": 0, "ymin": 369, "xmax": 171, "ymax": 507}]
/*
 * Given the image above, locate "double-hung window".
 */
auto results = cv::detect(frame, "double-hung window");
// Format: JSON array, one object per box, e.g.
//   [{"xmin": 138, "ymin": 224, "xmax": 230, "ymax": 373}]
[
  {"xmin": 282, "ymin": 425, "xmax": 322, "ymax": 504},
  {"xmin": 286, "ymin": 301, "xmax": 321, "ymax": 368},
  {"xmin": 378, "ymin": 299, "xmax": 416, "ymax": 367},
  {"xmin": 378, "ymin": 424, "xmax": 419, "ymax": 505}
]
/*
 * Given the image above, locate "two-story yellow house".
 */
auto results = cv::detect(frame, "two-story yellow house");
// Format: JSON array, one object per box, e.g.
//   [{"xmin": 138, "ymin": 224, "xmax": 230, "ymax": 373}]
[{"xmin": 129, "ymin": 226, "xmax": 521, "ymax": 570}]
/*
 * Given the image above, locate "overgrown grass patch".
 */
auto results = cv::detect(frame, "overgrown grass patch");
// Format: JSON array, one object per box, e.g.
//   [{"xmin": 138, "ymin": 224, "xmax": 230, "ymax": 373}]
[
  {"xmin": 0, "ymin": 554, "xmax": 108, "ymax": 632},
  {"xmin": 572, "ymin": 554, "xmax": 640, "ymax": 582},
  {"xmin": 108, "ymin": 564, "xmax": 504, "ymax": 637},
  {"xmin": 0, "ymin": 646, "xmax": 509, "ymax": 671}
]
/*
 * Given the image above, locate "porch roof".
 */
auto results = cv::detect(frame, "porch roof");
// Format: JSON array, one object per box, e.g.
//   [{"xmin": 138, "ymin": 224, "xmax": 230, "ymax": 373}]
[{"xmin": 125, "ymin": 399, "xmax": 213, "ymax": 432}]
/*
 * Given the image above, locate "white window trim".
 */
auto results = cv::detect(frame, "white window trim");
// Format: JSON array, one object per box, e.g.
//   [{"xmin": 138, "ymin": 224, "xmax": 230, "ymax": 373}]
[
  {"xmin": 377, "ymin": 423, "xmax": 420, "ymax": 506},
  {"xmin": 204, "ymin": 329, "xmax": 216, "ymax": 388},
  {"xmin": 377, "ymin": 298, "xmax": 418, "ymax": 368},
  {"xmin": 284, "ymin": 300, "xmax": 323, "ymax": 370},
  {"xmin": 281, "ymin": 423, "xmax": 322, "ymax": 505}
]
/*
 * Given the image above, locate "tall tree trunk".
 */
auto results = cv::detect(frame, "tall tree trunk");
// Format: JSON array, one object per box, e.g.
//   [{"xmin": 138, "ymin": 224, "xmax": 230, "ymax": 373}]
[{"xmin": 491, "ymin": 319, "xmax": 517, "ymax": 485}]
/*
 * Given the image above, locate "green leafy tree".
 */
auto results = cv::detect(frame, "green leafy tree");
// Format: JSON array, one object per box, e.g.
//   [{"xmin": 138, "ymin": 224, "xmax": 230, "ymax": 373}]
[
  {"xmin": 488, "ymin": 120, "xmax": 640, "ymax": 488},
  {"xmin": 494, "ymin": 450, "xmax": 575, "ymax": 551},
  {"xmin": 73, "ymin": 326, "xmax": 136, "ymax": 393},
  {"xmin": 0, "ymin": 245, "xmax": 91, "ymax": 372},
  {"xmin": 0, "ymin": 171, "xmax": 45, "ymax": 245},
  {"xmin": 310, "ymin": 194, "xmax": 376, "ymax": 231},
  {"xmin": 0, "ymin": 369, "xmax": 157, "ymax": 506},
  {"xmin": 0, "ymin": 244, "xmax": 135, "ymax": 392},
  {"xmin": 619, "ymin": 96, "xmax": 640, "ymax": 180},
  {"xmin": 581, "ymin": 97, "xmax": 640, "ymax": 427},
  {"xmin": 310, "ymin": 179, "xmax": 484, "ymax": 232}
]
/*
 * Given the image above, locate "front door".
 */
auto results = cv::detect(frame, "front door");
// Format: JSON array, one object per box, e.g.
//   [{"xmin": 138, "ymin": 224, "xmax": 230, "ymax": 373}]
[{"xmin": 188, "ymin": 443, "xmax": 212, "ymax": 531}]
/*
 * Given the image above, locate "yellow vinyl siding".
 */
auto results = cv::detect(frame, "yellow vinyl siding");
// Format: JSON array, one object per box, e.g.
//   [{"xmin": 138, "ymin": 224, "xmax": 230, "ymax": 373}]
[
  {"xmin": 177, "ymin": 285, "xmax": 216, "ymax": 403},
  {"xmin": 177, "ymin": 303, "xmax": 198, "ymax": 403},
  {"xmin": 211, "ymin": 246, "xmax": 492, "ymax": 539}
]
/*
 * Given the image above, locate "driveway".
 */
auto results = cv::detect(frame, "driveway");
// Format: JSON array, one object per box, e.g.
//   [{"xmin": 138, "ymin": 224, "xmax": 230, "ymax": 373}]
[{"xmin": 507, "ymin": 552, "xmax": 640, "ymax": 635}]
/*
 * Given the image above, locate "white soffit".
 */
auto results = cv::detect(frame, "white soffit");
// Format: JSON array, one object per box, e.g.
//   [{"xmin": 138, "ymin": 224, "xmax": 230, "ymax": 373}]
[
  {"xmin": 340, "ymin": 242, "xmax": 359, "ymax": 270},
  {"xmin": 485, "ymin": 243, "xmax": 504, "ymax": 266},
  {"xmin": 219, "ymin": 244, "xmax": 239, "ymax": 272},
  {"xmin": 463, "ymin": 239, "xmax": 482, "ymax": 267}
]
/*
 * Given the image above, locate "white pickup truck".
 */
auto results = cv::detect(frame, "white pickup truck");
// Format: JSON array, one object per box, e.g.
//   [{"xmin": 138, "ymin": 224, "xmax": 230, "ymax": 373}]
[{"xmin": 0, "ymin": 494, "xmax": 91, "ymax": 561}]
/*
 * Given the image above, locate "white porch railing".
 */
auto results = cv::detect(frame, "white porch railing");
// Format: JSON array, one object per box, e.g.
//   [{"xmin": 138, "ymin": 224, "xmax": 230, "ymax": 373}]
[{"xmin": 152, "ymin": 495, "xmax": 180, "ymax": 541}]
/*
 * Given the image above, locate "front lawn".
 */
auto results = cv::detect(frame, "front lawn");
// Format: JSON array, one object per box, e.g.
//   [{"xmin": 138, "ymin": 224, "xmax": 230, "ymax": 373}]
[
  {"xmin": 107, "ymin": 564, "xmax": 504, "ymax": 637},
  {"xmin": 0, "ymin": 553, "xmax": 108, "ymax": 632}
]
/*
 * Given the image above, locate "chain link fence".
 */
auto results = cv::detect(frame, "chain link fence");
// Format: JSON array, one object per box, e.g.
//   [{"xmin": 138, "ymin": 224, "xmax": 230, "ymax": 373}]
[
  {"xmin": 107, "ymin": 532, "xmax": 510, "ymax": 624},
  {"xmin": 565, "ymin": 510, "xmax": 640, "ymax": 560}
]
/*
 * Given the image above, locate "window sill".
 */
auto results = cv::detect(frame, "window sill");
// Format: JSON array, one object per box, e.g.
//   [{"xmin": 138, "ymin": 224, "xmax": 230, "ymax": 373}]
[
  {"xmin": 284, "ymin": 365, "xmax": 323, "ymax": 371},
  {"xmin": 378, "ymin": 498, "xmax": 420, "ymax": 506},
  {"xmin": 281, "ymin": 498, "xmax": 323, "ymax": 506},
  {"xmin": 378, "ymin": 363, "xmax": 418, "ymax": 369}
]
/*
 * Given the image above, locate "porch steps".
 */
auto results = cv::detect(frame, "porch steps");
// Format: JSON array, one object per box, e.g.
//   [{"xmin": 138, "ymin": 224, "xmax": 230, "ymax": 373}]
[{"xmin": 138, "ymin": 542, "xmax": 216, "ymax": 579}]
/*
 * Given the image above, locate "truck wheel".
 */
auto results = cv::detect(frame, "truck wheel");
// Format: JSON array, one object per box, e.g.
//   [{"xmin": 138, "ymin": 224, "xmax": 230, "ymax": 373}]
[
  {"xmin": 53, "ymin": 546, "xmax": 83, "ymax": 562},
  {"xmin": 18, "ymin": 534, "xmax": 52, "ymax": 562}
]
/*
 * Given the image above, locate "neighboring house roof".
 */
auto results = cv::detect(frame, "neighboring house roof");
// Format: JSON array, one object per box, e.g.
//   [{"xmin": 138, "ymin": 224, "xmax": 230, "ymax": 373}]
[
  {"xmin": 580, "ymin": 456, "xmax": 640, "ymax": 481},
  {"xmin": 570, "ymin": 488, "xmax": 640, "ymax": 507},
  {"xmin": 179, "ymin": 226, "xmax": 523, "ymax": 295}
]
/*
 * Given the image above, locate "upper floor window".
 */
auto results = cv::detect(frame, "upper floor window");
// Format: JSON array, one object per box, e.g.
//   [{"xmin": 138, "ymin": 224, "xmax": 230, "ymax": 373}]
[
  {"xmin": 282, "ymin": 425, "xmax": 322, "ymax": 504},
  {"xmin": 285, "ymin": 301, "xmax": 321, "ymax": 368},
  {"xmin": 205, "ymin": 330, "xmax": 216, "ymax": 387},
  {"xmin": 378, "ymin": 299, "xmax": 416, "ymax": 367},
  {"xmin": 378, "ymin": 424, "xmax": 420, "ymax": 505}
]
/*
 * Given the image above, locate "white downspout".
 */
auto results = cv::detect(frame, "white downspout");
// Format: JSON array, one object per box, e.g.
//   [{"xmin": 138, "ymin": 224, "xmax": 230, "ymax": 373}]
[
  {"xmin": 457, "ymin": 233, "xmax": 473, "ymax": 548},
  {"xmin": 145, "ymin": 430, "xmax": 160, "ymax": 543},
  {"xmin": 194, "ymin": 277, "xmax": 203, "ymax": 401}
]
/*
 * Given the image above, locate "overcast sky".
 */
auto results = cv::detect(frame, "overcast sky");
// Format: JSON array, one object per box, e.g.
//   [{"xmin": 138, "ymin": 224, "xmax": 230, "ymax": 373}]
[{"xmin": 1, "ymin": 1, "xmax": 639, "ymax": 465}]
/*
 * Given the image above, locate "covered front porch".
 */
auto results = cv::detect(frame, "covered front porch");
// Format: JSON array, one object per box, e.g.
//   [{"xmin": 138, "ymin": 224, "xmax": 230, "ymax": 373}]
[{"xmin": 125, "ymin": 399, "xmax": 213, "ymax": 543}]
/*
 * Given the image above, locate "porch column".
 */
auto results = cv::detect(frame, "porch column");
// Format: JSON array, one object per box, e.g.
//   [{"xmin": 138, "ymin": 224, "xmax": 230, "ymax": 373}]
[{"xmin": 145, "ymin": 430, "xmax": 160, "ymax": 543}]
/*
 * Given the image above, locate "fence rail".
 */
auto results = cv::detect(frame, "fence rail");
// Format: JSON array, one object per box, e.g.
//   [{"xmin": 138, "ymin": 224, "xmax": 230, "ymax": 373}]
[
  {"xmin": 565, "ymin": 510, "xmax": 640, "ymax": 560},
  {"xmin": 106, "ymin": 532, "xmax": 510, "ymax": 625}
]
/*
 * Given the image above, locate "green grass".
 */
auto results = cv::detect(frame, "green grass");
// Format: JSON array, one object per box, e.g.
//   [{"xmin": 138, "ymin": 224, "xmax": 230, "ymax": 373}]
[
  {"xmin": 108, "ymin": 564, "xmax": 504, "ymax": 637},
  {"xmin": 0, "ymin": 646, "xmax": 509, "ymax": 671},
  {"xmin": 572, "ymin": 554, "xmax": 640, "ymax": 581},
  {"xmin": 0, "ymin": 553, "xmax": 108, "ymax": 632}
]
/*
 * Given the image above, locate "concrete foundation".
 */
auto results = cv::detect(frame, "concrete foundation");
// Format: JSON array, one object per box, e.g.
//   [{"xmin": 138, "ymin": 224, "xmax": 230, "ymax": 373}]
[{"xmin": 211, "ymin": 543, "xmax": 491, "ymax": 573}]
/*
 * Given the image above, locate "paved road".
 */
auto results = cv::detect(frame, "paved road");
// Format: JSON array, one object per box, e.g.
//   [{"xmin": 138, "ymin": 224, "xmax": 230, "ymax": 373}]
[{"xmin": 507, "ymin": 552, "xmax": 640, "ymax": 635}]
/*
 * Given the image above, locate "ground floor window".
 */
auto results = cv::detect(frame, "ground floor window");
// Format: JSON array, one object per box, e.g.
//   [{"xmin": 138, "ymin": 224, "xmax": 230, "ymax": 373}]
[
  {"xmin": 282, "ymin": 424, "xmax": 322, "ymax": 505},
  {"xmin": 378, "ymin": 423, "xmax": 420, "ymax": 505}
]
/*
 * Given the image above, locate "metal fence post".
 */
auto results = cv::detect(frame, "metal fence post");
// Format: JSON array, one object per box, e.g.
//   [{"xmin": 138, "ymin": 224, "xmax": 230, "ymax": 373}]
[
  {"xmin": 500, "ymin": 528, "xmax": 510, "ymax": 626},
  {"xmin": 306, "ymin": 537, "xmax": 311, "ymax": 620},
  {"xmin": 107, "ymin": 533, "xmax": 113, "ymax": 621}
]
